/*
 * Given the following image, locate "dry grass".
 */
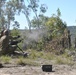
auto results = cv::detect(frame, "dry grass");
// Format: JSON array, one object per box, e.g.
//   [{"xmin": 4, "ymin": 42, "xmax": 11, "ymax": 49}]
[
  {"xmin": 0, "ymin": 49, "xmax": 74, "ymax": 66},
  {"xmin": 55, "ymin": 53, "xmax": 73, "ymax": 65},
  {"xmin": 16, "ymin": 56, "xmax": 39, "ymax": 66},
  {"xmin": 0, "ymin": 55, "xmax": 12, "ymax": 64}
]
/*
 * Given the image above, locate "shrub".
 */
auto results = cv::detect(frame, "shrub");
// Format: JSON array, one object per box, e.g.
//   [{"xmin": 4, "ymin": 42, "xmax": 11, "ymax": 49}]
[
  {"xmin": 0, "ymin": 56, "xmax": 11, "ymax": 64},
  {"xmin": 55, "ymin": 56, "xmax": 73, "ymax": 65},
  {"xmin": 16, "ymin": 56, "xmax": 26, "ymax": 65}
]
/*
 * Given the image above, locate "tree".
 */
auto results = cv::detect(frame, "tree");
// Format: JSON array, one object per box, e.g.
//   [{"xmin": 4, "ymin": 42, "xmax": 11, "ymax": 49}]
[
  {"xmin": 5, "ymin": 1, "xmax": 16, "ymax": 29},
  {"xmin": 27, "ymin": 0, "xmax": 47, "ymax": 29},
  {"xmin": 12, "ymin": 21, "xmax": 20, "ymax": 29},
  {"xmin": 11, "ymin": 21, "xmax": 20, "ymax": 36},
  {"xmin": 57, "ymin": 8, "xmax": 61, "ymax": 17},
  {"xmin": 0, "ymin": 0, "xmax": 18, "ymax": 29},
  {"xmin": 12, "ymin": 0, "xmax": 47, "ymax": 30},
  {"xmin": 0, "ymin": 0, "xmax": 6, "ymax": 29},
  {"xmin": 46, "ymin": 9, "xmax": 67, "ymax": 38},
  {"xmin": 0, "ymin": 0, "xmax": 47, "ymax": 31},
  {"xmin": 31, "ymin": 14, "xmax": 49, "ymax": 28}
]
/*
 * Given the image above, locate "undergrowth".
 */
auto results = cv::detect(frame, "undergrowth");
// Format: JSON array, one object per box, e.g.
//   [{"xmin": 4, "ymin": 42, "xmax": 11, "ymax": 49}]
[
  {"xmin": 0, "ymin": 49, "xmax": 74, "ymax": 66},
  {"xmin": 0, "ymin": 55, "xmax": 12, "ymax": 64}
]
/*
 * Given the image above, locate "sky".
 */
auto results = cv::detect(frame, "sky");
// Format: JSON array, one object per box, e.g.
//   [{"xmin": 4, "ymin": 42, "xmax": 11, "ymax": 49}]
[{"xmin": 14, "ymin": 0, "xmax": 76, "ymax": 29}]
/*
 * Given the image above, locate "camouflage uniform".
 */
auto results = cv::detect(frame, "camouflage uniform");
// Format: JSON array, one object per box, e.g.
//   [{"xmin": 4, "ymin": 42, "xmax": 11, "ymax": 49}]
[
  {"xmin": 0, "ymin": 30, "xmax": 9, "ymax": 54},
  {"xmin": 0, "ymin": 29, "xmax": 17, "ymax": 55}
]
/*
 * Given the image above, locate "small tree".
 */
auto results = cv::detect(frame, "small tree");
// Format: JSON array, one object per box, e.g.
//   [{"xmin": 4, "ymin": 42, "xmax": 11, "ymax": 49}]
[
  {"xmin": 46, "ymin": 9, "xmax": 67, "ymax": 38},
  {"xmin": 11, "ymin": 21, "xmax": 20, "ymax": 36},
  {"xmin": 31, "ymin": 14, "xmax": 49, "ymax": 28}
]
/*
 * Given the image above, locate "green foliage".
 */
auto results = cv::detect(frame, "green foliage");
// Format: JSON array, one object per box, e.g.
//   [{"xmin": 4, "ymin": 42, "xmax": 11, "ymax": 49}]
[
  {"xmin": 11, "ymin": 28, "xmax": 20, "ymax": 36},
  {"xmin": 27, "ymin": 0, "xmax": 47, "ymax": 29},
  {"xmin": 24, "ymin": 59, "xmax": 39, "ymax": 66},
  {"xmin": 31, "ymin": 14, "xmax": 49, "ymax": 28},
  {"xmin": 0, "ymin": 0, "xmax": 7, "ymax": 28},
  {"xmin": 36, "ymin": 40, "xmax": 44, "ymax": 51},
  {"xmin": 16, "ymin": 56, "xmax": 39, "ymax": 66},
  {"xmin": 0, "ymin": 55, "xmax": 11, "ymax": 64},
  {"xmin": 55, "ymin": 54, "xmax": 73, "ymax": 65},
  {"xmin": 46, "ymin": 15, "xmax": 67, "ymax": 38},
  {"xmin": 27, "ymin": 49, "xmax": 73, "ymax": 65},
  {"xmin": 16, "ymin": 56, "xmax": 26, "ymax": 65},
  {"xmin": 44, "ymin": 8, "xmax": 67, "ymax": 38},
  {"xmin": 57, "ymin": 8, "xmax": 61, "ymax": 17},
  {"xmin": 42, "ymin": 52, "xmax": 56, "ymax": 60},
  {"xmin": 28, "ymin": 49, "xmax": 56, "ymax": 60},
  {"xmin": 12, "ymin": 21, "xmax": 20, "ymax": 29},
  {"xmin": 26, "ymin": 9, "xmax": 67, "ymax": 52},
  {"xmin": 0, "ymin": 0, "xmax": 47, "ymax": 30},
  {"xmin": 28, "ymin": 50, "xmax": 38, "ymax": 59},
  {"xmin": 0, "ymin": 50, "xmax": 74, "ymax": 66},
  {"xmin": 0, "ymin": 0, "xmax": 19, "ymax": 29}
]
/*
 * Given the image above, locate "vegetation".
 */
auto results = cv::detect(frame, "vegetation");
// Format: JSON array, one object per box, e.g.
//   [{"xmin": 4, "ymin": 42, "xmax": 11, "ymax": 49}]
[
  {"xmin": 26, "ymin": 8, "xmax": 68, "ymax": 53},
  {"xmin": 45, "ymin": 8, "xmax": 66, "ymax": 38},
  {"xmin": 55, "ymin": 54, "xmax": 73, "ymax": 65},
  {"xmin": 31, "ymin": 14, "xmax": 49, "ymax": 28},
  {"xmin": 0, "ymin": 55, "xmax": 12, "ymax": 64},
  {"xmin": 0, "ymin": 49, "xmax": 75, "ymax": 66},
  {"xmin": 0, "ymin": 0, "xmax": 76, "ymax": 67},
  {"xmin": 12, "ymin": 56, "xmax": 40, "ymax": 66},
  {"xmin": 0, "ymin": 0, "xmax": 47, "ymax": 30}
]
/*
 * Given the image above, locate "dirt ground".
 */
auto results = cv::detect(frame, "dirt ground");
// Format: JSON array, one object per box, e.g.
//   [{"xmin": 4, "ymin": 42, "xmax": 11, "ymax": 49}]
[
  {"xmin": 0, "ymin": 63, "xmax": 76, "ymax": 75},
  {"xmin": 0, "ymin": 51, "xmax": 76, "ymax": 75}
]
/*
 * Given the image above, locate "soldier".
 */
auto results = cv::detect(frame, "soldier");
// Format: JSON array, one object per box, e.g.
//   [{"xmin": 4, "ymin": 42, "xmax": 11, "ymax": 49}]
[
  {"xmin": 0, "ymin": 29, "xmax": 17, "ymax": 55},
  {"xmin": 0, "ymin": 30, "xmax": 3, "ymax": 38},
  {"xmin": 0, "ymin": 29, "xmax": 9, "ymax": 54}
]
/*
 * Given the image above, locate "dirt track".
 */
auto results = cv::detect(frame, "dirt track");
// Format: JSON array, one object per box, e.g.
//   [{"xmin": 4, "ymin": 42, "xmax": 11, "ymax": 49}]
[{"xmin": 0, "ymin": 64, "xmax": 76, "ymax": 75}]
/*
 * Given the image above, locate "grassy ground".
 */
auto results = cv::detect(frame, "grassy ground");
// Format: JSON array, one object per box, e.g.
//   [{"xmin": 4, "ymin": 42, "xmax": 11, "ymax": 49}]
[
  {"xmin": 0, "ymin": 49, "xmax": 75, "ymax": 66},
  {"xmin": 0, "ymin": 49, "xmax": 76, "ymax": 75}
]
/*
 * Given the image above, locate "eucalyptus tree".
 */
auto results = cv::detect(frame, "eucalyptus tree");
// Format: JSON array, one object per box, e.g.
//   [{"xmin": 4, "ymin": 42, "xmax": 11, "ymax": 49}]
[
  {"xmin": 0, "ymin": 0, "xmax": 47, "ymax": 30},
  {"xmin": 31, "ymin": 14, "xmax": 49, "ymax": 28},
  {"xmin": 57, "ymin": 8, "xmax": 61, "ymax": 17},
  {"xmin": 27, "ymin": 0, "xmax": 47, "ymax": 29},
  {"xmin": 0, "ymin": 0, "xmax": 19, "ymax": 29},
  {"xmin": 46, "ymin": 9, "xmax": 67, "ymax": 38},
  {"xmin": 11, "ymin": 21, "xmax": 20, "ymax": 36},
  {"xmin": 0, "ymin": 0, "xmax": 6, "ymax": 29},
  {"xmin": 5, "ymin": 0, "xmax": 16, "ymax": 29},
  {"xmin": 4, "ymin": 0, "xmax": 23, "ymax": 29},
  {"xmin": 10, "ymin": 0, "xmax": 47, "ymax": 30}
]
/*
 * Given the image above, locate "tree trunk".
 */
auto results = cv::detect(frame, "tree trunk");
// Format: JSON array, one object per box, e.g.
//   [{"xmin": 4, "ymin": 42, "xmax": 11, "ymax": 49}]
[
  {"xmin": 67, "ymin": 30, "xmax": 71, "ymax": 48},
  {"xmin": 74, "ymin": 38, "xmax": 76, "ymax": 48}
]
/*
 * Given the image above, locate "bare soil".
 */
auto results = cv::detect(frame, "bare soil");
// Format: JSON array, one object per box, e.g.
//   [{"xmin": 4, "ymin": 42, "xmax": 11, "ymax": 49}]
[{"xmin": 0, "ymin": 60, "xmax": 76, "ymax": 75}]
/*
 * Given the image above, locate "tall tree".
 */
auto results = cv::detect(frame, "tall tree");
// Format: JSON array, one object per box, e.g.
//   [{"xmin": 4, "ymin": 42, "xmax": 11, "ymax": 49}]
[
  {"xmin": 27, "ymin": 0, "xmax": 47, "ymax": 29},
  {"xmin": 0, "ymin": 0, "xmax": 47, "ymax": 30},
  {"xmin": 57, "ymin": 8, "xmax": 61, "ymax": 17},
  {"xmin": 5, "ymin": 1, "xmax": 15, "ymax": 29},
  {"xmin": 14, "ymin": 0, "xmax": 47, "ymax": 30},
  {"xmin": 31, "ymin": 14, "xmax": 48, "ymax": 28},
  {"xmin": 6, "ymin": 0, "xmax": 26, "ymax": 29},
  {"xmin": 46, "ymin": 9, "xmax": 67, "ymax": 38},
  {"xmin": 0, "ymin": 0, "xmax": 6, "ymax": 29}
]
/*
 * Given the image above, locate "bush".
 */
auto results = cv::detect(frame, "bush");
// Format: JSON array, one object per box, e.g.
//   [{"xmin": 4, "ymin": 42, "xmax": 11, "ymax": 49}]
[
  {"xmin": 16, "ymin": 56, "xmax": 26, "ymax": 65},
  {"xmin": 0, "ymin": 55, "xmax": 11, "ymax": 64},
  {"xmin": 55, "ymin": 55, "xmax": 73, "ymax": 65}
]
